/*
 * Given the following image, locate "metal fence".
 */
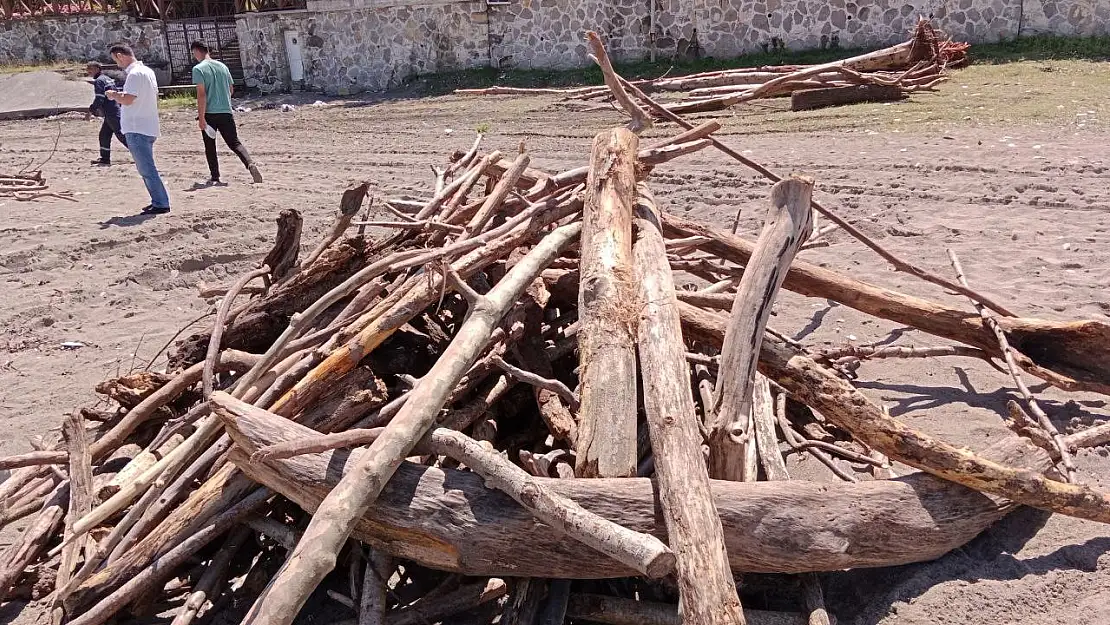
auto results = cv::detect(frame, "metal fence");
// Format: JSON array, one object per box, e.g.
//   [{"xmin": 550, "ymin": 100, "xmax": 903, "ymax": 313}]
[{"xmin": 1, "ymin": 0, "xmax": 302, "ymax": 20}]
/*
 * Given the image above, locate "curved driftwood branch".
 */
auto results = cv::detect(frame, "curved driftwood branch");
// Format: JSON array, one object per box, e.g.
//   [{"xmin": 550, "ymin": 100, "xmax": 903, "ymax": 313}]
[
  {"xmin": 677, "ymin": 302, "xmax": 1110, "ymax": 524},
  {"xmin": 217, "ymin": 398, "xmax": 1057, "ymax": 578},
  {"xmin": 710, "ymin": 176, "xmax": 813, "ymax": 481}
]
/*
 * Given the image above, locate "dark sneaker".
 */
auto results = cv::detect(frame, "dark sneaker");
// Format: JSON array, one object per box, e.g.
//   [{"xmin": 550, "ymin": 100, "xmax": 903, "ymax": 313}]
[
  {"xmin": 248, "ymin": 163, "xmax": 263, "ymax": 184},
  {"xmin": 92, "ymin": 159, "xmax": 110, "ymax": 166},
  {"xmin": 141, "ymin": 205, "xmax": 171, "ymax": 215}
]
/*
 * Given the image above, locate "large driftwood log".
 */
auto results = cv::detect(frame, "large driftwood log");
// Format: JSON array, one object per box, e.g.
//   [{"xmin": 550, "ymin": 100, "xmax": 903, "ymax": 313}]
[
  {"xmin": 223, "ymin": 396, "xmax": 672, "ymax": 578},
  {"xmin": 56, "ymin": 412, "xmax": 94, "ymax": 610},
  {"xmin": 710, "ymin": 177, "xmax": 813, "ymax": 481},
  {"xmin": 790, "ymin": 84, "xmax": 906, "ymax": 111},
  {"xmin": 633, "ymin": 183, "xmax": 744, "ymax": 624},
  {"xmin": 661, "ymin": 212, "xmax": 1110, "ymax": 395},
  {"xmin": 242, "ymin": 224, "xmax": 582, "ymax": 625},
  {"xmin": 218, "ymin": 400, "xmax": 1058, "ymax": 578},
  {"xmin": 576, "ymin": 127, "xmax": 640, "ymax": 478}
]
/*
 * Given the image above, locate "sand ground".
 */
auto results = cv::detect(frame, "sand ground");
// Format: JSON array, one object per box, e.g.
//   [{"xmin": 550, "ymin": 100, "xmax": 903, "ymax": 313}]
[{"xmin": 1, "ymin": 65, "xmax": 1109, "ymax": 624}]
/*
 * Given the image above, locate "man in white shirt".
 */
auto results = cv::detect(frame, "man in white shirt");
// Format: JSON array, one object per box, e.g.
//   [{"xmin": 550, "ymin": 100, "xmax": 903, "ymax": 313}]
[{"xmin": 106, "ymin": 44, "xmax": 171, "ymax": 215}]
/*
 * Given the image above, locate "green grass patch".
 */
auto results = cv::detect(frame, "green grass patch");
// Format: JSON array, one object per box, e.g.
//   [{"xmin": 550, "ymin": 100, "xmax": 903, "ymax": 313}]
[
  {"xmin": 0, "ymin": 60, "xmax": 74, "ymax": 76},
  {"xmin": 397, "ymin": 35, "xmax": 1108, "ymax": 133},
  {"xmin": 970, "ymin": 34, "xmax": 1110, "ymax": 64},
  {"xmin": 403, "ymin": 34, "xmax": 1110, "ymax": 98},
  {"xmin": 159, "ymin": 91, "xmax": 196, "ymax": 110},
  {"xmin": 697, "ymin": 59, "xmax": 1107, "ymax": 135}
]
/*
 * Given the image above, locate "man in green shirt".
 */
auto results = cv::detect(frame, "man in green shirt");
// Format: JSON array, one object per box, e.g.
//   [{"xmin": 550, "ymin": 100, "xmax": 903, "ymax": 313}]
[{"xmin": 192, "ymin": 40, "xmax": 262, "ymax": 184}]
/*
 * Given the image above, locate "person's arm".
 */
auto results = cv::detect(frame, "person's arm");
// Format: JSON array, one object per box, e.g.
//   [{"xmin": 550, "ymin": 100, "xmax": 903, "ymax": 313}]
[
  {"xmin": 89, "ymin": 76, "xmax": 106, "ymax": 117},
  {"xmin": 108, "ymin": 72, "xmax": 138, "ymax": 105},
  {"xmin": 193, "ymin": 66, "xmax": 207, "ymax": 132},
  {"xmin": 107, "ymin": 91, "xmax": 137, "ymax": 105},
  {"xmin": 196, "ymin": 84, "xmax": 208, "ymax": 131}
]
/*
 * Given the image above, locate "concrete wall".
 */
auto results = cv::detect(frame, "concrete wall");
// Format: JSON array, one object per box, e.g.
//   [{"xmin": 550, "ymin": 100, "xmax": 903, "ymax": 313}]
[
  {"xmin": 0, "ymin": 13, "xmax": 168, "ymax": 67},
  {"xmin": 236, "ymin": 0, "xmax": 489, "ymax": 94}
]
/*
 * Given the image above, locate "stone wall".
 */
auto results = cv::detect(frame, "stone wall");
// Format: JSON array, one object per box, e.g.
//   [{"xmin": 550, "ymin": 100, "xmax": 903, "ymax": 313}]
[
  {"xmin": 0, "ymin": 14, "xmax": 167, "ymax": 67},
  {"xmin": 488, "ymin": 0, "xmax": 1030, "ymax": 69},
  {"xmin": 236, "ymin": 0, "xmax": 489, "ymax": 94},
  {"xmin": 6, "ymin": 0, "xmax": 1103, "ymax": 94},
  {"xmin": 1021, "ymin": 0, "xmax": 1110, "ymax": 36}
]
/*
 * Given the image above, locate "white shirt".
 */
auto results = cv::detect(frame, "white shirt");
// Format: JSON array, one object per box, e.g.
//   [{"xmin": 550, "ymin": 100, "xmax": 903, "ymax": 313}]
[{"xmin": 120, "ymin": 61, "xmax": 160, "ymax": 138}]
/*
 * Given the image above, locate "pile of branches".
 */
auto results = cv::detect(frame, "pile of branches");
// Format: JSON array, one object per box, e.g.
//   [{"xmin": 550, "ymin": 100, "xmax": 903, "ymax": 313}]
[
  {"xmin": 0, "ymin": 171, "xmax": 75, "ymax": 202},
  {"xmin": 460, "ymin": 19, "xmax": 969, "ymax": 113},
  {"xmin": 5, "ymin": 30, "xmax": 1110, "ymax": 625}
]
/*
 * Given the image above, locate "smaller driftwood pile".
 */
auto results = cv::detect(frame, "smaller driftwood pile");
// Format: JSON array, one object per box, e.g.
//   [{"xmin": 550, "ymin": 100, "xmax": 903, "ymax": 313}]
[
  {"xmin": 0, "ymin": 171, "xmax": 74, "ymax": 202},
  {"xmin": 3, "ymin": 28, "xmax": 1110, "ymax": 625},
  {"xmin": 460, "ymin": 19, "xmax": 969, "ymax": 113}
]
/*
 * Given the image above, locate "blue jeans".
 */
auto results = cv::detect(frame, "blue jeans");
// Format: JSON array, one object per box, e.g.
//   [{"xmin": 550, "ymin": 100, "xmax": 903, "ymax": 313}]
[{"xmin": 125, "ymin": 133, "xmax": 170, "ymax": 209}]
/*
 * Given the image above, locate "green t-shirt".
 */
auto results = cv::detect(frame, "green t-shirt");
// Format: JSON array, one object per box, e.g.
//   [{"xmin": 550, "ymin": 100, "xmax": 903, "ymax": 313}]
[{"xmin": 192, "ymin": 58, "xmax": 233, "ymax": 114}]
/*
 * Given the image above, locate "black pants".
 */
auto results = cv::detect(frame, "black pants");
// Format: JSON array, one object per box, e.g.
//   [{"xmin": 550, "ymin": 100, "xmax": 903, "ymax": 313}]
[
  {"xmin": 203, "ymin": 112, "xmax": 253, "ymax": 180},
  {"xmin": 98, "ymin": 115, "xmax": 127, "ymax": 163}
]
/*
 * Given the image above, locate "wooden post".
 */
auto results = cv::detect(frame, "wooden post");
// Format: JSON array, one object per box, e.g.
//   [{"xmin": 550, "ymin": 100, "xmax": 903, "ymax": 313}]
[
  {"xmin": 575, "ymin": 127, "xmax": 640, "ymax": 478},
  {"xmin": 709, "ymin": 177, "xmax": 814, "ymax": 480},
  {"xmin": 633, "ymin": 183, "xmax": 745, "ymax": 624},
  {"xmin": 56, "ymin": 412, "xmax": 94, "ymax": 606}
]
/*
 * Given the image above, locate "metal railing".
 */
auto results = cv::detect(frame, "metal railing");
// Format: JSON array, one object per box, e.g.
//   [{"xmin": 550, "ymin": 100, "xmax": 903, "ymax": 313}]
[{"xmin": 1, "ymin": 0, "xmax": 303, "ymax": 20}]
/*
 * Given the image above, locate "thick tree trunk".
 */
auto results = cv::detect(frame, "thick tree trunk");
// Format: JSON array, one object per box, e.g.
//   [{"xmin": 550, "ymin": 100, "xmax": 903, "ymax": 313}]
[
  {"xmin": 575, "ymin": 128, "xmax": 641, "ymax": 478},
  {"xmin": 218, "ymin": 401, "xmax": 1055, "ymax": 578},
  {"xmin": 790, "ymin": 84, "xmax": 906, "ymax": 111},
  {"xmin": 633, "ymin": 183, "xmax": 744, "ymax": 624}
]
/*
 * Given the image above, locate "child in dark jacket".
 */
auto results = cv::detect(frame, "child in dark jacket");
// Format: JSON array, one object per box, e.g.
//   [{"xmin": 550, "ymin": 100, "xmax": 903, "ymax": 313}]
[{"xmin": 87, "ymin": 61, "xmax": 127, "ymax": 165}]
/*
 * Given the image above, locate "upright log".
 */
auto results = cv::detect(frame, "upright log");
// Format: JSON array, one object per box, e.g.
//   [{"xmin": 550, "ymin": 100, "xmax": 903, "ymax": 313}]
[
  {"xmin": 56, "ymin": 412, "xmax": 95, "ymax": 609},
  {"xmin": 632, "ymin": 183, "xmax": 744, "ymax": 624},
  {"xmin": 576, "ymin": 127, "xmax": 640, "ymax": 478},
  {"xmin": 240, "ymin": 223, "xmax": 582, "ymax": 625},
  {"xmin": 710, "ymin": 177, "xmax": 813, "ymax": 480}
]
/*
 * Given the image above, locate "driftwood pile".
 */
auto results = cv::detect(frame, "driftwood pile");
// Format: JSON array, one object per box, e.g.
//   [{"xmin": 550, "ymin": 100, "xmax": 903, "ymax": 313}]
[
  {"xmin": 460, "ymin": 19, "xmax": 969, "ymax": 113},
  {"xmin": 0, "ymin": 171, "xmax": 74, "ymax": 202},
  {"xmin": 5, "ymin": 30, "xmax": 1110, "ymax": 625}
]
